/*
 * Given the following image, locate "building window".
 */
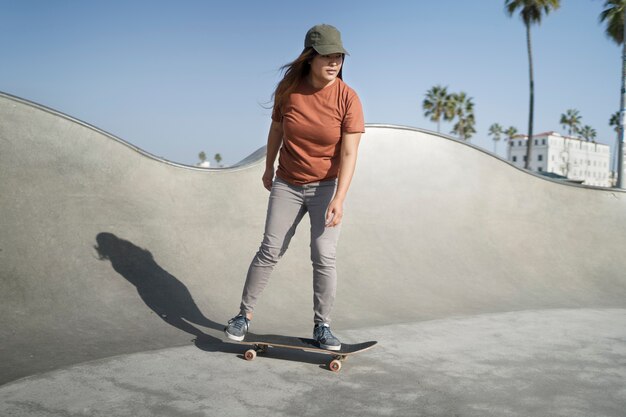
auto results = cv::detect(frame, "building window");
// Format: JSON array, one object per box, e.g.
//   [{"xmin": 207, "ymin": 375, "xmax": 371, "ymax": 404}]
[
  {"xmin": 523, "ymin": 156, "xmax": 527, "ymax": 162},
  {"xmin": 519, "ymin": 141, "xmax": 523, "ymax": 146},
  {"xmin": 512, "ymin": 156, "xmax": 517, "ymax": 162},
  {"xmin": 542, "ymin": 139, "xmax": 546, "ymax": 145},
  {"xmin": 538, "ymin": 154, "xmax": 543, "ymax": 161},
  {"xmin": 534, "ymin": 139, "xmax": 538, "ymax": 145},
  {"xmin": 538, "ymin": 167, "xmax": 543, "ymax": 172}
]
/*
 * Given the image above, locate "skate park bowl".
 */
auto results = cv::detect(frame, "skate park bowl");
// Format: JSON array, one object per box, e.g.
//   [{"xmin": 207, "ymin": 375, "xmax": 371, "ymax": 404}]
[{"xmin": 1, "ymin": 91, "xmax": 626, "ymax": 416}]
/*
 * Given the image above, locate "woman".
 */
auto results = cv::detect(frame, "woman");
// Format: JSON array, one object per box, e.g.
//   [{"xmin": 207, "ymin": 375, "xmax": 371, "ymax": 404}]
[{"xmin": 224, "ymin": 24, "xmax": 364, "ymax": 351}]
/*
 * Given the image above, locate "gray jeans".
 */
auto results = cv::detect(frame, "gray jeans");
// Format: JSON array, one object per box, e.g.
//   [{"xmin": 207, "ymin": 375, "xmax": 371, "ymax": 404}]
[{"xmin": 240, "ymin": 176, "xmax": 341, "ymax": 324}]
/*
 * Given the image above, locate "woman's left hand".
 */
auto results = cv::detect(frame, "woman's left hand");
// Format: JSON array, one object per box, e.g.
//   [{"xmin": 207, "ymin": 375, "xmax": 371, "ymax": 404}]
[{"xmin": 325, "ymin": 198, "xmax": 344, "ymax": 227}]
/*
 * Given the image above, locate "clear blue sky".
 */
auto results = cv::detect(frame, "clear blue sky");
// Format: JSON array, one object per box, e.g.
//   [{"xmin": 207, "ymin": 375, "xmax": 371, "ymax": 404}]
[{"xmin": 0, "ymin": 0, "xmax": 619, "ymax": 166}]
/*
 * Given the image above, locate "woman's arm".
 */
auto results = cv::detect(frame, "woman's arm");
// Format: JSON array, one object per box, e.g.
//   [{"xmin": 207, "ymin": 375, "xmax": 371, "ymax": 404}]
[
  {"xmin": 263, "ymin": 120, "xmax": 284, "ymax": 191},
  {"xmin": 325, "ymin": 131, "xmax": 362, "ymax": 227}
]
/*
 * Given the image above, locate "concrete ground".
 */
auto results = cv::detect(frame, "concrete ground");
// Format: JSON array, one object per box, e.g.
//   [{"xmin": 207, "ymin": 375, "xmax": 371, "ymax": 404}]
[
  {"xmin": 2, "ymin": 309, "xmax": 625, "ymax": 417},
  {"xmin": 2, "ymin": 92, "xmax": 626, "ymax": 416}
]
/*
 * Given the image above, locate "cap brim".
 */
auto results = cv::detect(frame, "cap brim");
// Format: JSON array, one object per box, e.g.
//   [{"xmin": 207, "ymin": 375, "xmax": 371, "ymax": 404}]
[{"xmin": 312, "ymin": 45, "xmax": 350, "ymax": 56}]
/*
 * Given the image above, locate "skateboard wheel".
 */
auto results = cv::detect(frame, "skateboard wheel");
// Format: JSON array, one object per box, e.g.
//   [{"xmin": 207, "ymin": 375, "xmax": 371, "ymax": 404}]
[
  {"xmin": 329, "ymin": 359, "xmax": 342, "ymax": 372},
  {"xmin": 244, "ymin": 349, "xmax": 257, "ymax": 361}
]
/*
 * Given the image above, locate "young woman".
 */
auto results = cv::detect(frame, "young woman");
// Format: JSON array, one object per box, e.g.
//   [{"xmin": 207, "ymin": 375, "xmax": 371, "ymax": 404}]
[{"xmin": 224, "ymin": 24, "xmax": 364, "ymax": 351}]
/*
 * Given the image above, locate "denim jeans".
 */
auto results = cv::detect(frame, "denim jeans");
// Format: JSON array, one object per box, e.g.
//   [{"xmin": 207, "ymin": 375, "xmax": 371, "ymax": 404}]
[{"xmin": 239, "ymin": 176, "xmax": 341, "ymax": 324}]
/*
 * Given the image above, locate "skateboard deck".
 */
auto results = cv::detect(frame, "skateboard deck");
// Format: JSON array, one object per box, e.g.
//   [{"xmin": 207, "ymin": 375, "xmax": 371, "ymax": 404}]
[{"xmin": 227, "ymin": 333, "xmax": 377, "ymax": 372}]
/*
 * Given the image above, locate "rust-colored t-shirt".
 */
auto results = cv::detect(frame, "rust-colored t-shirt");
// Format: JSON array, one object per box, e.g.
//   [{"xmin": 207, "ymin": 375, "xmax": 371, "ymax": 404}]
[{"xmin": 272, "ymin": 78, "xmax": 365, "ymax": 185}]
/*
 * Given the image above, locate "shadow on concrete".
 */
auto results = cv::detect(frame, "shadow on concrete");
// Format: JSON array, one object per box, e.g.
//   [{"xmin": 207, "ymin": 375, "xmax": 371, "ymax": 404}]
[
  {"xmin": 93, "ymin": 233, "xmax": 332, "ymax": 366},
  {"xmin": 94, "ymin": 233, "xmax": 232, "ymax": 350}
]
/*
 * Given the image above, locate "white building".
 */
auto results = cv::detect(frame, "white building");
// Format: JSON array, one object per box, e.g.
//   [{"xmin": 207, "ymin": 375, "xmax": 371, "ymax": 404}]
[{"xmin": 507, "ymin": 131, "xmax": 611, "ymax": 187}]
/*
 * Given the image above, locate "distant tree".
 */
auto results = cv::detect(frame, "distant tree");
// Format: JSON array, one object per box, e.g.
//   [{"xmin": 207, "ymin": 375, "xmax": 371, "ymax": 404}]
[
  {"xmin": 600, "ymin": 0, "xmax": 625, "ymax": 44},
  {"xmin": 423, "ymin": 85, "xmax": 455, "ymax": 133},
  {"xmin": 559, "ymin": 109, "xmax": 582, "ymax": 136},
  {"xmin": 610, "ymin": 110, "xmax": 620, "ymax": 133},
  {"xmin": 488, "ymin": 123, "xmax": 504, "ymax": 153},
  {"xmin": 505, "ymin": 126, "xmax": 518, "ymax": 142},
  {"xmin": 214, "ymin": 153, "xmax": 222, "ymax": 166},
  {"xmin": 505, "ymin": 0, "xmax": 561, "ymax": 169},
  {"xmin": 609, "ymin": 111, "xmax": 620, "ymax": 166},
  {"xmin": 504, "ymin": 126, "xmax": 518, "ymax": 161},
  {"xmin": 579, "ymin": 125, "xmax": 597, "ymax": 142},
  {"xmin": 449, "ymin": 92, "xmax": 476, "ymax": 141},
  {"xmin": 198, "ymin": 151, "xmax": 207, "ymax": 163},
  {"xmin": 600, "ymin": 0, "xmax": 626, "ymax": 187}
]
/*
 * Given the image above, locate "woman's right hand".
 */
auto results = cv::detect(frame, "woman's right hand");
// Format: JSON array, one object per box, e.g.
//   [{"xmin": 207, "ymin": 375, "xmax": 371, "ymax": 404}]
[{"xmin": 262, "ymin": 168, "xmax": 274, "ymax": 191}]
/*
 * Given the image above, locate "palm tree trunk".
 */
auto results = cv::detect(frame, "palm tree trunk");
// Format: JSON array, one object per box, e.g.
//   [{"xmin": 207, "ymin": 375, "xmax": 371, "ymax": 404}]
[
  {"xmin": 618, "ymin": 7, "xmax": 626, "ymax": 188},
  {"xmin": 615, "ymin": 129, "xmax": 621, "ymax": 183},
  {"xmin": 525, "ymin": 23, "xmax": 534, "ymax": 170}
]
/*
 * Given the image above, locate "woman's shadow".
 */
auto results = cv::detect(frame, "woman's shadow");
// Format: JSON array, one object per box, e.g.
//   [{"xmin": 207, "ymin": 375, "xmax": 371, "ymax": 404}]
[
  {"xmin": 94, "ymin": 232, "xmax": 235, "ymax": 353},
  {"xmin": 94, "ymin": 233, "xmax": 330, "ymax": 367}
]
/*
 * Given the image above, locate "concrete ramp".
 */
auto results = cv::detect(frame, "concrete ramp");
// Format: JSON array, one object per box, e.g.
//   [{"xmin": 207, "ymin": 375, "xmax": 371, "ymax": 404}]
[{"xmin": 2, "ymin": 91, "xmax": 626, "ymax": 385}]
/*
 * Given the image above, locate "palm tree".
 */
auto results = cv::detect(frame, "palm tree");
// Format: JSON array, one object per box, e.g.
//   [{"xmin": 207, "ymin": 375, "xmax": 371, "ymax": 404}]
[
  {"xmin": 610, "ymin": 111, "xmax": 620, "ymax": 132},
  {"xmin": 601, "ymin": 0, "xmax": 625, "ymax": 43},
  {"xmin": 198, "ymin": 151, "xmax": 207, "ymax": 163},
  {"xmin": 505, "ymin": 126, "xmax": 518, "ymax": 141},
  {"xmin": 505, "ymin": 0, "xmax": 560, "ymax": 169},
  {"xmin": 579, "ymin": 125, "xmax": 597, "ymax": 142},
  {"xmin": 449, "ymin": 92, "xmax": 476, "ymax": 141},
  {"xmin": 214, "ymin": 153, "xmax": 223, "ymax": 166},
  {"xmin": 423, "ymin": 85, "xmax": 455, "ymax": 133},
  {"xmin": 600, "ymin": 0, "xmax": 626, "ymax": 187},
  {"xmin": 610, "ymin": 111, "xmax": 620, "ymax": 173},
  {"xmin": 504, "ymin": 126, "xmax": 518, "ymax": 161},
  {"xmin": 559, "ymin": 109, "xmax": 582, "ymax": 136},
  {"xmin": 488, "ymin": 123, "xmax": 504, "ymax": 153}
]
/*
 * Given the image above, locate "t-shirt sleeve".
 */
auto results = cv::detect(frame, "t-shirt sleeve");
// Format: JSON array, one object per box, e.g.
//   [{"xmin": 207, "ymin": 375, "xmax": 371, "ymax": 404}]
[{"xmin": 342, "ymin": 91, "xmax": 365, "ymax": 133}]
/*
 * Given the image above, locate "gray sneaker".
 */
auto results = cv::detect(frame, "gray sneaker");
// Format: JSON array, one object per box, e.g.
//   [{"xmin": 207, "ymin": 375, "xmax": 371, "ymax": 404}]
[
  {"xmin": 224, "ymin": 314, "xmax": 249, "ymax": 341},
  {"xmin": 313, "ymin": 323, "xmax": 341, "ymax": 351}
]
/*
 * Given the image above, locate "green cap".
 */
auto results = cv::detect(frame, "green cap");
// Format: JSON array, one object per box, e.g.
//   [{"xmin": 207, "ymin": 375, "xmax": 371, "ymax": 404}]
[{"xmin": 304, "ymin": 24, "xmax": 349, "ymax": 56}]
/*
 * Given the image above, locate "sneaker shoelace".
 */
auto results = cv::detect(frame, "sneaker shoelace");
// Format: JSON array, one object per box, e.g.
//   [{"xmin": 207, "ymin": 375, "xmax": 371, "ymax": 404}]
[
  {"xmin": 318, "ymin": 325, "xmax": 333, "ymax": 341},
  {"xmin": 229, "ymin": 316, "xmax": 247, "ymax": 332}
]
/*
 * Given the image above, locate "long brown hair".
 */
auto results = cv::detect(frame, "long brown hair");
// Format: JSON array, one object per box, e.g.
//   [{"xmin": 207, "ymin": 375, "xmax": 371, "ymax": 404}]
[{"xmin": 272, "ymin": 47, "xmax": 344, "ymax": 115}]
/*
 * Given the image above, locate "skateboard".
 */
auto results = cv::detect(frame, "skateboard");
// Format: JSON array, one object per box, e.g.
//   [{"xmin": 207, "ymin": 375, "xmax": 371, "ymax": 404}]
[{"xmin": 227, "ymin": 333, "xmax": 377, "ymax": 372}]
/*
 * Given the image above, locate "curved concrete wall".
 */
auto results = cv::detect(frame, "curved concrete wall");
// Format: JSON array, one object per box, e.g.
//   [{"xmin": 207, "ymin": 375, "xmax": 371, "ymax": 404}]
[{"xmin": 2, "ymin": 91, "xmax": 626, "ymax": 384}]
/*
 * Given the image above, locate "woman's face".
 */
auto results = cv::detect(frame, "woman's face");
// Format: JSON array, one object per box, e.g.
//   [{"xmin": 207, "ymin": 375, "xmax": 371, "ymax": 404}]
[{"xmin": 309, "ymin": 53, "xmax": 343, "ymax": 87}]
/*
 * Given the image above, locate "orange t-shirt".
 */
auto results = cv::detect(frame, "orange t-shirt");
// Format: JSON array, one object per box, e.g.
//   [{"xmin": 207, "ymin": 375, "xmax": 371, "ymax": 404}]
[{"xmin": 272, "ymin": 78, "xmax": 365, "ymax": 185}]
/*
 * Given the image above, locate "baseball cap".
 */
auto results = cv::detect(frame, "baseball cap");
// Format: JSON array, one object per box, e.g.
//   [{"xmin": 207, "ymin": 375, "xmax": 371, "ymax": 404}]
[{"xmin": 304, "ymin": 24, "xmax": 349, "ymax": 56}]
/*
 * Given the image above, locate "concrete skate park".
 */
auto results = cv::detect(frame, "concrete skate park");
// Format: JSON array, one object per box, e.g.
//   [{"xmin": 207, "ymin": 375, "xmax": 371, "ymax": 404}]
[{"xmin": 1, "ymin": 90, "xmax": 626, "ymax": 416}]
